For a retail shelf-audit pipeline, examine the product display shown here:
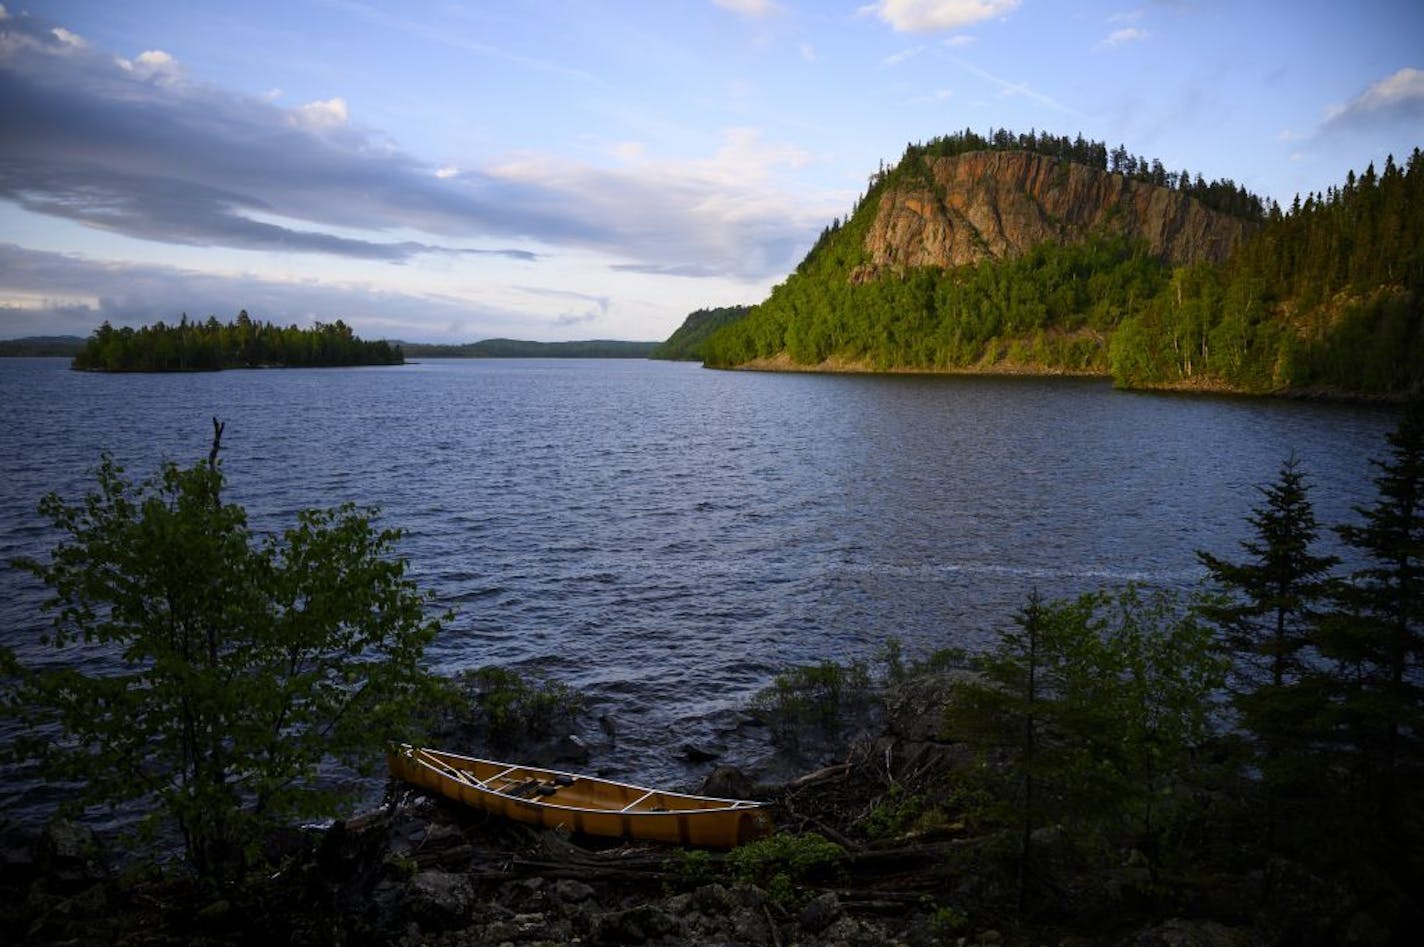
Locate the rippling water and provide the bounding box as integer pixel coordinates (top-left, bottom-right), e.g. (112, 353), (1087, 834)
(0, 356), (1400, 820)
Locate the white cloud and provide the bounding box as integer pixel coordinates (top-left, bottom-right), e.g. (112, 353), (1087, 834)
(292, 96), (349, 129)
(864, 0), (1020, 34)
(943, 34), (976, 47)
(117, 48), (182, 81)
(1323, 67), (1424, 129)
(713, 0), (778, 17)
(50, 26), (85, 47)
(0, 6), (10, 21)
(1096, 27), (1148, 49)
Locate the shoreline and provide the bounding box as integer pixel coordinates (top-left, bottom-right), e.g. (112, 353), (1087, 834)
(714, 353), (1410, 404)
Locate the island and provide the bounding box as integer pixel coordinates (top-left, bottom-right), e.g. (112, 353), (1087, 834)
(71, 312), (403, 371)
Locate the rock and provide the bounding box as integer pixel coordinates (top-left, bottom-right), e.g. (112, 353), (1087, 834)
(35, 819), (104, 890)
(553, 734), (590, 764)
(1119, 918), (1254, 947)
(798, 891), (842, 933)
(681, 742), (721, 763)
(591, 903), (679, 946)
(550, 878), (595, 904)
(700, 765), (756, 800)
(406, 869), (474, 929)
(856, 151), (1254, 283)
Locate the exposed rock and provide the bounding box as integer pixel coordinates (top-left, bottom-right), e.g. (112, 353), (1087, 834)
(681, 742), (721, 763)
(700, 764), (758, 800)
(590, 902), (679, 945)
(406, 869), (475, 929)
(856, 151), (1255, 281)
(798, 890), (843, 933)
(35, 819), (104, 891)
(1118, 918), (1255, 947)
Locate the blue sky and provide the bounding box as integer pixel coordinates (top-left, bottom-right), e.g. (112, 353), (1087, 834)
(1, 1), (1420, 344)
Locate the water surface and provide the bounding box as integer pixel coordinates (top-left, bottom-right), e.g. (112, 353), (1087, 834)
(0, 357), (1398, 818)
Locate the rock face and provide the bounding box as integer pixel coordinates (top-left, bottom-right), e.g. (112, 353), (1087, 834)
(858, 151), (1254, 278)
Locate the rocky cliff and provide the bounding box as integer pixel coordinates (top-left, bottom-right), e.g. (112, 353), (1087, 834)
(856, 151), (1255, 279)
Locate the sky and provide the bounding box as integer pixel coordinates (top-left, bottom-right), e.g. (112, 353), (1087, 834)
(1, 1), (1421, 344)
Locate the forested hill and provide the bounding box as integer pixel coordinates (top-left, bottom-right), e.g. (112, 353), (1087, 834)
(703, 129), (1424, 398)
(650, 306), (750, 361)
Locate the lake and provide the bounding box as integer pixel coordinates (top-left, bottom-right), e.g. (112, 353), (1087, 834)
(0, 356), (1401, 820)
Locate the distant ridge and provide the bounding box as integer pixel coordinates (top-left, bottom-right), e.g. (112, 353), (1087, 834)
(398, 339), (657, 358)
(0, 335), (85, 357)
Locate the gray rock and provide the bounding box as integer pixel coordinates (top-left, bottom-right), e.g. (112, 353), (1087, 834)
(700, 765), (756, 800)
(798, 891), (842, 933)
(1120, 918), (1254, 947)
(407, 869), (474, 928)
(550, 878), (595, 903)
(36, 819), (104, 889)
(681, 742), (721, 763)
(591, 903), (679, 945)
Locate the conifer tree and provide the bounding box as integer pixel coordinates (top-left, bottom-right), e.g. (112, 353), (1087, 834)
(1323, 398), (1424, 838)
(1196, 455), (1337, 844)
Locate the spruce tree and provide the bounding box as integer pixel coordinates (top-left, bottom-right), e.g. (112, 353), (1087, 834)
(1196, 455), (1338, 845)
(1325, 397), (1424, 838)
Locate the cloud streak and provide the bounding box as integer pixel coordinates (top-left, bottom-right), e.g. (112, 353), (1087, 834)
(0, 12), (823, 282)
(0, 243), (537, 340)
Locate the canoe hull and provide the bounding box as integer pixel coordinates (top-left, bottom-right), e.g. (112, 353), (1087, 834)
(388, 745), (773, 848)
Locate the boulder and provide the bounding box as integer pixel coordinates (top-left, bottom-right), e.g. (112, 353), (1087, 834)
(405, 869), (474, 929)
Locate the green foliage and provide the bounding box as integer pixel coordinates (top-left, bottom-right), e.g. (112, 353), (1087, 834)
(1, 425), (445, 880)
(465, 665), (584, 749)
(750, 658), (871, 742)
(943, 587), (1224, 869)
(650, 306), (751, 361)
(726, 831), (845, 894)
(857, 783), (967, 841)
(72, 311), (403, 372)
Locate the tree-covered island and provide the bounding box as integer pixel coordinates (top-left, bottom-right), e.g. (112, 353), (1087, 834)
(72, 311), (403, 372)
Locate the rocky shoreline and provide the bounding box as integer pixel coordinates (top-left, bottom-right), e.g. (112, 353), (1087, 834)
(3, 667), (1413, 946)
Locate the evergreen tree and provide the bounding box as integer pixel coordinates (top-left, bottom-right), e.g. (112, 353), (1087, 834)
(1196, 455), (1338, 845)
(1323, 398), (1424, 841)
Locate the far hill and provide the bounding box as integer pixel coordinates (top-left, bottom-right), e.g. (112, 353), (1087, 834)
(704, 128), (1424, 398)
(651, 306), (751, 361)
(399, 339), (657, 358)
(0, 335), (85, 357)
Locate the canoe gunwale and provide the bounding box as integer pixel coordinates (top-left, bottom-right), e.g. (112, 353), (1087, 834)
(396, 744), (768, 817)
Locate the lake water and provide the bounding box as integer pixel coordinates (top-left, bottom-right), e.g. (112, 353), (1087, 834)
(0, 357), (1401, 821)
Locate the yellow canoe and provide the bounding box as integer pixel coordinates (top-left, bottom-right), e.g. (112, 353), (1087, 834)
(387, 744), (774, 848)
